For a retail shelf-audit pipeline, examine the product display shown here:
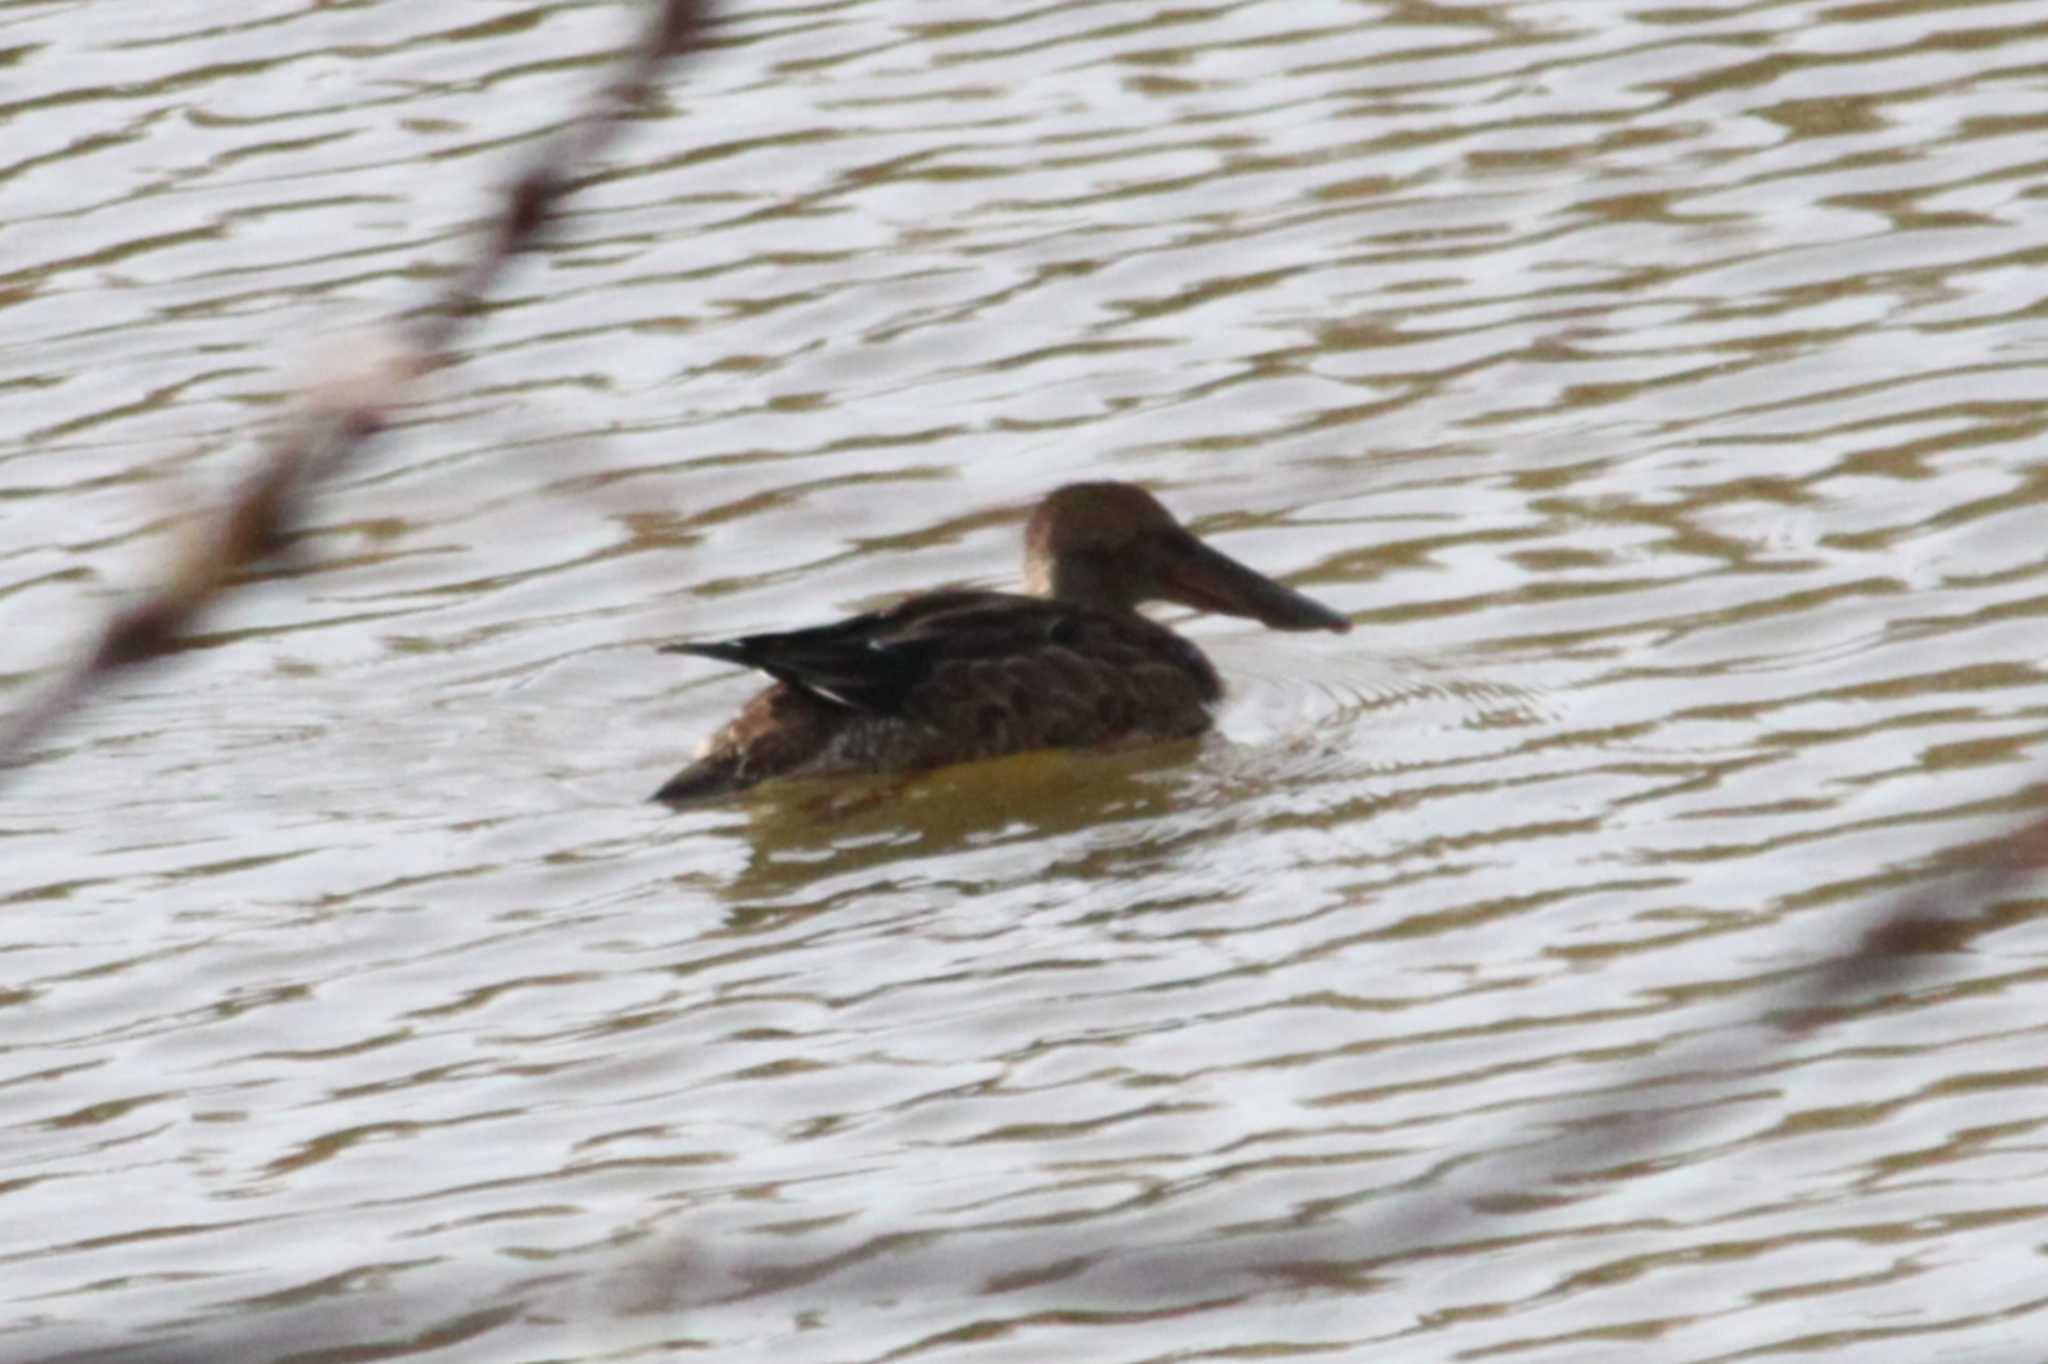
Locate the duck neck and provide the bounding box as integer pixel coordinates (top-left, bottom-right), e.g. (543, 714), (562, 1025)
(1033, 552), (1142, 614)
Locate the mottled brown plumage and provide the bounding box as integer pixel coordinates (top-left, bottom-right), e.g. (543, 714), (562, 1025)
(653, 483), (1349, 804)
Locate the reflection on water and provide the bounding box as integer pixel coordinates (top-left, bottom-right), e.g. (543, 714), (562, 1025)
(9, 0), (2048, 1360)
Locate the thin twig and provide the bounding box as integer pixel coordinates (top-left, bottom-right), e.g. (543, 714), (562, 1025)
(1347, 799), (2048, 1270)
(0, 0), (707, 776)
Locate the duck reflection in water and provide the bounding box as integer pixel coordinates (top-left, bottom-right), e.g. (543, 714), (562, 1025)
(653, 481), (1350, 806)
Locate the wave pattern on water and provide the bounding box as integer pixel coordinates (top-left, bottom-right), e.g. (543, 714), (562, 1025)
(8, 1), (2048, 1361)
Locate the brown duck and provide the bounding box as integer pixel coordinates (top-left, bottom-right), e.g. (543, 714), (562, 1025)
(652, 482), (1350, 804)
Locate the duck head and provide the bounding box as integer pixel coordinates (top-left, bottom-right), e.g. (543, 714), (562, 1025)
(1022, 482), (1350, 633)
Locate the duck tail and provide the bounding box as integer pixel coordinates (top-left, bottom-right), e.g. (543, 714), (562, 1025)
(658, 640), (752, 667)
(650, 753), (749, 806)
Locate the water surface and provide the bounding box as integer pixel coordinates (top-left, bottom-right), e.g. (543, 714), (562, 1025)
(6, 1), (2048, 1360)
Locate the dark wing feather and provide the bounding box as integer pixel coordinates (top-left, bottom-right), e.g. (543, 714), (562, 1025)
(662, 591), (1039, 714)
(661, 589), (1218, 723)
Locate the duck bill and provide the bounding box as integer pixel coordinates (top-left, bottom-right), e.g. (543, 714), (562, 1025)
(1157, 535), (1351, 633)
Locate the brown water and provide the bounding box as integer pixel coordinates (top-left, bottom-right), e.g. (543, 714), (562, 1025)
(7, 1), (2048, 1360)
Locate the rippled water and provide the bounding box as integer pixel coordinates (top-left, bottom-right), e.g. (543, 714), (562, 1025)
(8, 0), (2048, 1360)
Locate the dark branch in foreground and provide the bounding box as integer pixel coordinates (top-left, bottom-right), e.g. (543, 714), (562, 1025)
(0, 0), (708, 778)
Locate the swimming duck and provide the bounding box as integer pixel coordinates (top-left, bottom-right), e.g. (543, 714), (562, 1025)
(653, 481), (1349, 804)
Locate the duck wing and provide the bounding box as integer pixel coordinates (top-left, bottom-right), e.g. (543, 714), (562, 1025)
(662, 589), (1217, 721)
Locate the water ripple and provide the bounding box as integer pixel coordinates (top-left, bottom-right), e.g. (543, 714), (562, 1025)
(9, 1), (2048, 1361)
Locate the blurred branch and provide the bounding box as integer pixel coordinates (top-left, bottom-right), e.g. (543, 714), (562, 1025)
(0, 0), (708, 777)
(1345, 798), (2048, 1272)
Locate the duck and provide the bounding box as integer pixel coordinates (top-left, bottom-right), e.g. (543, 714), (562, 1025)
(652, 481), (1349, 804)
